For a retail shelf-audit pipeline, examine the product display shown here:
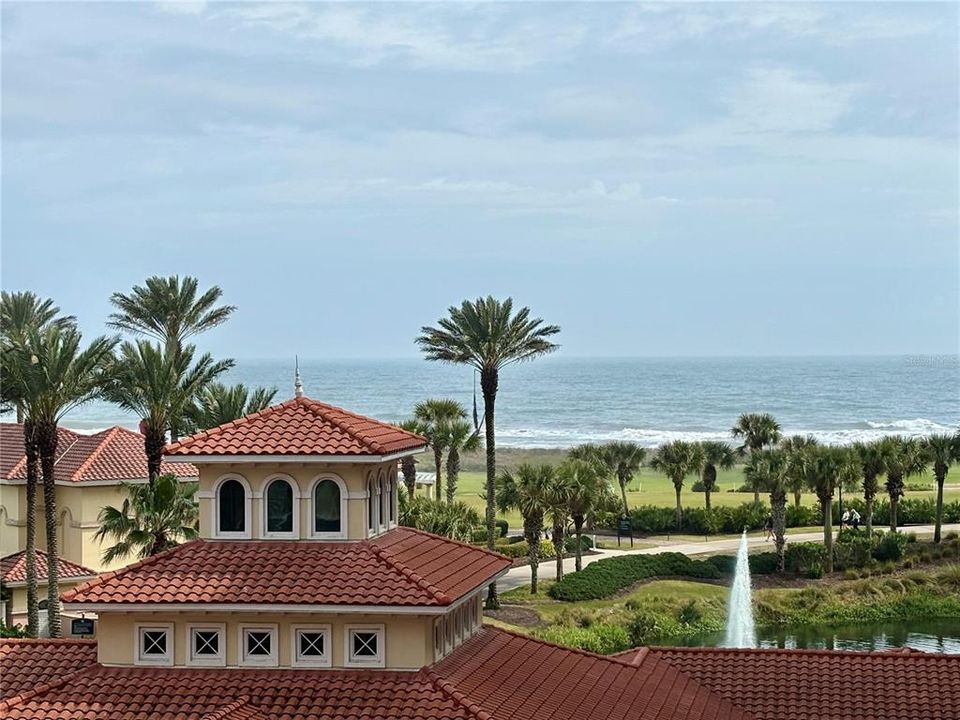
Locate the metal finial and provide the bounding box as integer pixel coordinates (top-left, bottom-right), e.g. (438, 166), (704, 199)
(294, 355), (303, 398)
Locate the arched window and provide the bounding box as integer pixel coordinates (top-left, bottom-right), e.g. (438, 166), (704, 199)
(265, 478), (294, 534)
(314, 480), (341, 534)
(389, 471), (397, 524)
(380, 473), (389, 528)
(367, 475), (379, 534)
(218, 479), (246, 534)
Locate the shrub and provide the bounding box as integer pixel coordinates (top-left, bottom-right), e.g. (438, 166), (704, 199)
(749, 552), (780, 575)
(691, 480), (707, 492)
(0, 622), (26, 638)
(881, 560), (897, 574)
(495, 519), (509, 538)
(548, 552), (721, 601)
(785, 542), (825, 578)
(535, 624), (631, 654)
(873, 532), (908, 562)
(945, 531), (959, 541)
(626, 611), (664, 646)
(496, 540), (554, 560)
(906, 532), (918, 543)
(844, 569), (861, 580)
(564, 535), (594, 553)
(400, 496), (483, 541)
(677, 600), (702, 625)
(833, 531), (873, 570)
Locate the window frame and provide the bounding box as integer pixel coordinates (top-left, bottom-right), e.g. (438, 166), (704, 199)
(289, 624), (332, 667)
(379, 471), (389, 531)
(238, 623), (279, 667)
(344, 623), (385, 668)
(185, 623), (226, 667)
(309, 474), (348, 540)
(262, 475), (299, 539)
(367, 473), (380, 537)
(388, 468), (398, 526)
(134, 623), (173, 667)
(214, 474), (252, 539)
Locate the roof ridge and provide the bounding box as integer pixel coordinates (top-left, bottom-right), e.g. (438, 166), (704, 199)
(62, 539), (199, 602)
(71, 426), (121, 481)
(200, 695), (255, 720)
(421, 667), (494, 720)
(649, 645), (953, 660)
(0, 664), (94, 711)
(166, 401), (290, 454)
(366, 541), (451, 604)
(300, 398), (388, 455)
(51, 430), (83, 471)
(397, 527), (511, 563)
(0, 637), (97, 647)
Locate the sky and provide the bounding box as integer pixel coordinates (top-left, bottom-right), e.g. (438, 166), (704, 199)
(1, 1), (958, 360)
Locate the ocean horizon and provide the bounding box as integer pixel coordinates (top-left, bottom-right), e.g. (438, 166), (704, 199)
(13, 354), (958, 449)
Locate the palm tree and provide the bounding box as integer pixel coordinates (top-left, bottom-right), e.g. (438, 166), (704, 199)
(398, 419), (428, 498)
(398, 495), (483, 542)
(103, 340), (231, 482)
(923, 433), (960, 543)
(444, 418), (481, 504)
(108, 275), (235, 352)
(413, 399), (466, 502)
(417, 297), (560, 609)
(184, 382), (277, 432)
(781, 435), (817, 508)
(543, 471), (573, 582)
(805, 446), (847, 573)
(852, 440), (885, 536)
(598, 442), (646, 516)
(94, 474), (199, 563)
(697, 441), (735, 510)
(746, 449), (788, 570)
(13, 325), (116, 637)
(879, 436), (927, 531)
(560, 459), (609, 572)
(0, 292), (74, 638)
(651, 440), (701, 530)
(496, 464), (552, 594)
(731, 413), (783, 503)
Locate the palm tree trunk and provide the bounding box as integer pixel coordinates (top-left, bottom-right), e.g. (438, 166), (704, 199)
(573, 515), (584, 572)
(793, 490), (801, 508)
(401, 457), (416, 498)
(889, 496), (898, 532)
(552, 520), (564, 582)
(144, 423), (166, 486)
(432, 447), (444, 503)
(481, 368), (499, 610)
(37, 420), (62, 637)
(618, 476), (628, 516)
(934, 467), (945, 543)
(23, 422), (39, 637)
(771, 491), (787, 572)
(865, 494), (874, 537)
(823, 496), (833, 574)
(446, 448), (460, 504)
(703, 465), (715, 511)
(525, 515), (540, 595)
(674, 483), (683, 530)
(753, 489), (760, 504)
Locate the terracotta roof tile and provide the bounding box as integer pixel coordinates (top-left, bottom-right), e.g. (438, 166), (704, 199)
(0, 423), (197, 483)
(165, 396), (427, 458)
(644, 645), (960, 720)
(429, 627), (748, 720)
(1, 549), (96, 585)
(0, 639), (97, 701)
(63, 527), (510, 607)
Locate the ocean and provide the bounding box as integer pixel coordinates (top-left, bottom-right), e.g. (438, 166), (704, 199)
(42, 355), (960, 448)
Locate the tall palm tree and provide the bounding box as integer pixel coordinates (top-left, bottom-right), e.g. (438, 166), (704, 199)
(879, 436), (927, 532)
(781, 435), (818, 508)
(0, 292), (74, 637)
(14, 325), (116, 637)
(806, 446), (846, 573)
(651, 440), (701, 530)
(184, 382), (277, 432)
(496, 464), (552, 594)
(543, 471), (573, 583)
(108, 275), (235, 352)
(852, 440), (885, 536)
(596, 442), (646, 516)
(923, 433), (960, 543)
(417, 297), (560, 609)
(697, 441), (735, 510)
(413, 399), (466, 502)
(103, 340), (231, 482)
(560, 459), (609, 572)
(94, 474), (199, 563)
(444, 418), (481, 504)
(398, 419), (428, 498)
(731, 413), (783, 503)
(746, 449), (788, 570)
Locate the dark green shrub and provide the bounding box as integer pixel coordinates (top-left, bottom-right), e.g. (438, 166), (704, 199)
(677, 600), (702, 625)
(535, 624), (631, 654)
(564, 535), (594, 553)
(691, 480), (707, 492)
(626, 611), (663, 646)
(873, 532), (908, 562)
(749, 552), (780, 575)
(785, 504), (819, 528)
(495, 519), (509, 538)
(833, 531), (873, 570)
(785, 542), (825, 578)
(705, 554), (735, 574)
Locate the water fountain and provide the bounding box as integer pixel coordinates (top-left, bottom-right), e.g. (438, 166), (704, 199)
(723, 529), (757, 648)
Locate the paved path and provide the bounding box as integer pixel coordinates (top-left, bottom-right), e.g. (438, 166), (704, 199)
(498, 523), (960, 593)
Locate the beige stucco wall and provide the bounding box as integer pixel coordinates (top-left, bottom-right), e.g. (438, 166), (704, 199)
(193, 460), (400, 541)
(0, 483), (129, 572)
(96, 610), (440, 669)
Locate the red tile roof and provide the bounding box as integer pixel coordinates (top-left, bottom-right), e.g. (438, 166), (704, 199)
(165, 396), (428, 458)
(0, 423), (197, 483)
(430, 627), (747, 720)
(639, 645), (960, 720)
(63, 527), (510, 607)
(0, 639), (97, 701)
(1, 549), (96, 585)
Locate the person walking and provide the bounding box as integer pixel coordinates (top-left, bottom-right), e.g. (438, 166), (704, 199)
(840, 508), (850, 530)
(764, 513), (774, 542)
(851, 508), (861, 531)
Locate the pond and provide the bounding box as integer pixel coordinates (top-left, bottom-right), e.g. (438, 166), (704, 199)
(655, 618), (960, 654)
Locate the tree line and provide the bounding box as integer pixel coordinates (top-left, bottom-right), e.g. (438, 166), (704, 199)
(0, 278), (275, 637)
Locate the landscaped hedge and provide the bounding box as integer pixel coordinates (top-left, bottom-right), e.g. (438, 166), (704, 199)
(547, 552), (721, 602)
(496, 539), (555, 560)
(705, 552), (779, 575)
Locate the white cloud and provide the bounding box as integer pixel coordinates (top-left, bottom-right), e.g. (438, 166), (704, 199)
(154, 1), (207, 16)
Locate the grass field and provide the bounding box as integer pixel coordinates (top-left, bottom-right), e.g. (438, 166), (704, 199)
(431, 449), (957, 529)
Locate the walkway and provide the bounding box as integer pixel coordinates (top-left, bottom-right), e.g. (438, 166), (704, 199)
(498, 523), (960, 593)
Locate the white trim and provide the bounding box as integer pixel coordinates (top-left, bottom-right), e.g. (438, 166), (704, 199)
(261, 474), (299, 539)
(308, 474), (348, 540)
(238, 623), (278, 667)
(164, 448), (427, 464)
(344, 624), (385, 668)
(134, 623), (173, 666)
(213, 474), (252, 540)
(290, 624), (332, 667)
(185, 623), (226, 667)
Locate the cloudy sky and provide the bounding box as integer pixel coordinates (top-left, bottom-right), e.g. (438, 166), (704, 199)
(2, 2), (957, 359)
